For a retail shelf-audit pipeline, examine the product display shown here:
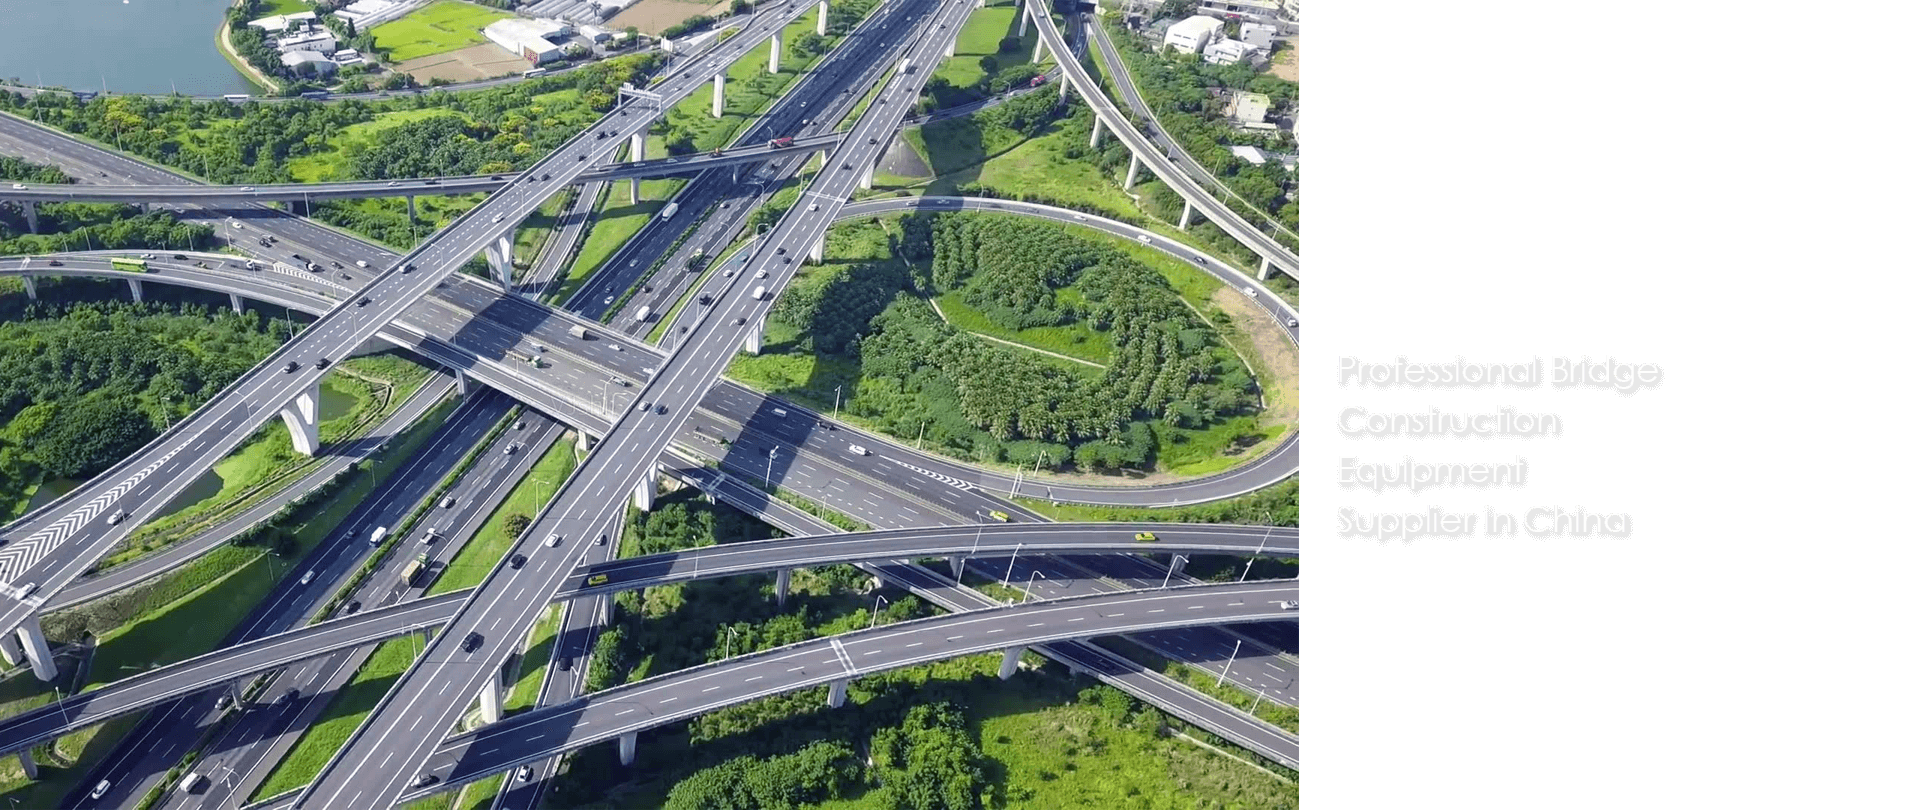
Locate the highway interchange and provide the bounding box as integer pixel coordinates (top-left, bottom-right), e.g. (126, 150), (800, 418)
(0, 3), (1305, 806)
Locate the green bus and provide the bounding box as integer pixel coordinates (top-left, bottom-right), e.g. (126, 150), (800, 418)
(109, 257), (151, 272)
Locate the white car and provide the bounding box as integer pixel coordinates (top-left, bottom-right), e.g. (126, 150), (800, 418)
(1136, 235), (1151, 244)
(91, 781), (112, 800)
(492, 213), (504, 223)
(1287, 317), (1298, 327)
(299, 571), (316, 585)
(8, 183), (23, 190)
(545, 533), (562, 548)
(848, 444), (869, 456)
(808, 202), (819, 212)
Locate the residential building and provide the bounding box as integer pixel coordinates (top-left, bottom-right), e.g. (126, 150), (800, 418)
(1226, 90), (1271, 125)
(1198, 0), (1281, 25)
(1204, 38), (1257, 65)
(1163, 15), (1224, 54)
(281, 51), (339, 78)
(1241, 22), (1279, 54)
(247, 11), (319, 34)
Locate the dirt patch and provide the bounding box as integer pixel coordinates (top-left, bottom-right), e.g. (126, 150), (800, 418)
(610, 0), (735, 35)
(1267, 36), (1298, 83)
(395, 42), (529, 83)
(1212, 286), (1299, 429)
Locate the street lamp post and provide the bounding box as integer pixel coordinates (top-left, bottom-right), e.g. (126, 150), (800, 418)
(869, 594), (889, 629)
(1216, 639), (1242, 689)
(766, 446), (779, 487)
(1002, 543), (1023, 595)
(1023, 569), (1042, 602)
(1162, 555), (1186, 589)
(723, 625), (739, 659)
(832, 384), (843, 421)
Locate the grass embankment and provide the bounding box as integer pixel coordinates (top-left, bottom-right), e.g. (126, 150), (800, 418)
(550, 175), (684, 305)
(104, 354), (434, 568)
(371, 0), (514, 62)
(1097, 636), (1300, 733)
(503, 605), (562, 713)
(428, 435), (577, 595)
(451, 775), (505, 810)
(928, 0), (1045, 96)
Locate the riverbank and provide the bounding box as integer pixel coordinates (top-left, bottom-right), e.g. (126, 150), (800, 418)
(217, 17), (280, 94)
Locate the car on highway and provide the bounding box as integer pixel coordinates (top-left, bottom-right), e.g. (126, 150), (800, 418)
(283, 361), (299, 374)
(276, 688), (299, 705)
(441, 495), (456, 509)
(492, 213), (504, 223)
(505, 442), (520, 455)
(8, 183), (22, 190)
(241, 186), (255, 192)
(735, 316), (747, 326)
(314, 357), (330, 369)
(655, 403), (668, 414)
(412, 774), (437, 788)
(358, 297), (372, 307)
(596, 534), (607, 546)
(463, 632), (483, 652)
(545, 533), (563, 548)
(1134, 532), (1158, 542)
(1136, 235), (1151, 244)
(91, 780), (111, 799)
(988, 510), (1011, 522)
(848, 444), (869, 456)
(346, 600), (362, 614)
(387, 181), (399, 187)
(808, 202), (819, 212)
(639, 400), (651, 412)
(510, 554), (527, 569)
(11, 582), (38, 600)
(215, 694), (233, 710)
(107, 509), (128, 525)
(46, 259), (61, 266)
(300, 570), (316, 585)
(517, 766), (534, 782)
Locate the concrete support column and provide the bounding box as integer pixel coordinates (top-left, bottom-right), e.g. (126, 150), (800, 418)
(20, 275), (36, 301)
(827, 678), (849, 708)
(21, 201), (38, 234)
(279, 382), (322, 457)
(485, 233), (514, 290)
(1017, 0), (1028, 36)
(769, 31), (782, 74)
(1059, 70), (1070, 100)
(632, 462), (659, 511)
(618, 731), (638, 765)
(629, 131), (647, 163)
(1123, 153), (1141, 190)
(477, 677), (503, 724)
(774, 568), (791, 606)
(808, 233), (825, 263)
(1032, 27), (1045, 64)
(127, 277), (144, 303)
(230, 292), (244, 314)
(1178, 200), (1193, 230)
(998, 645), (1025, 680)
(859, 159), (874, 190)
(1258, 257), (1274, 280)
(742, 316), (764, 355)
(577, 431), (596, 453)
(0, 631), (24, 667)
(454, 368), (471, 396)
(816, 0), (828, 35)
(1089, 116), (1104, 148)
(712, 73), (725, 118)
(16, 615), (57, 682)
(948, 555), (965, 580)
(406, 195), (417, 225)
(946, 37), (956, 58)
(16, 750), (37, 780)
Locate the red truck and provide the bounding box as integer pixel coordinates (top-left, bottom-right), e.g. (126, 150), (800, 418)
(768, 136), (795, 148)
(1029, 75), (1048, 88)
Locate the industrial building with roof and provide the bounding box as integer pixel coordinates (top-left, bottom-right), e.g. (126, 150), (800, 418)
(1164, 15), (1225, 54)
(485, 18), (573, 64)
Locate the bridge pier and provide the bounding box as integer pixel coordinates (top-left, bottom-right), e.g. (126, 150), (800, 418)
(1258, 257), (1274, 280)
(477, 675), (503, 724)
(629, 132), (648, 205)
(0, 630), (24, 667)
(949, 555), (965, 580)
(127, 277), (144, 303)
(1123, 153), (1141, 190)
(947, 36), (956, 58)
(230, 292), (245, 314)
(15, 750), (36, 780)
(827, 678), (848, 708)
(16, 615), (57, 682)
(632, 462), (659, 511)
(998, 645), (1025, 679)
(1017, 0), (1028, 36)
(484, 233), (514, 290)
(20, 201), (37, 234)
(817, 0), (828, 35)
(617, 730), (638, 765)
(769, 31), (782, 74)
(858, 158), (874, 190)
(808, 232), (825, 264)
(453, 368), (472, 396)
(774, 568), (791, 606)
(1178, 200), (1193, 230)
(279, 382), (322, 457)
(19, 275), (35, 301)
(1089, 116), (1104, 148)
(406, 195), (416, 226)
(712, 73), (724, 118)
(576, 431), (596, 453)
(741, 316), (764, 355)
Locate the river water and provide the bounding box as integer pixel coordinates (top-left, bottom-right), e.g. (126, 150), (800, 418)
(0, 0), (254, 96)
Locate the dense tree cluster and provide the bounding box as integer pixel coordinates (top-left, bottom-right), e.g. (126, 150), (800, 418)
(781, 215), (1256, 471)
(868, 703), (989, 810)
(0, 301), (281, 488)
(662, 741), (863, 810)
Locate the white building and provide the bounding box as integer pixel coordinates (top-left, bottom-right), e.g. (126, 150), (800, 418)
(1226, 91), (1271, 125)
(484, 18), (573, 64)
(1163, 15), (1224, 54)
(247, 11), (319, 34)
(277, 31), (339, 55)
(1241, 23), (1279, 54)
(1204, 38), (1256, 65)
(281, 51), (339, 78)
